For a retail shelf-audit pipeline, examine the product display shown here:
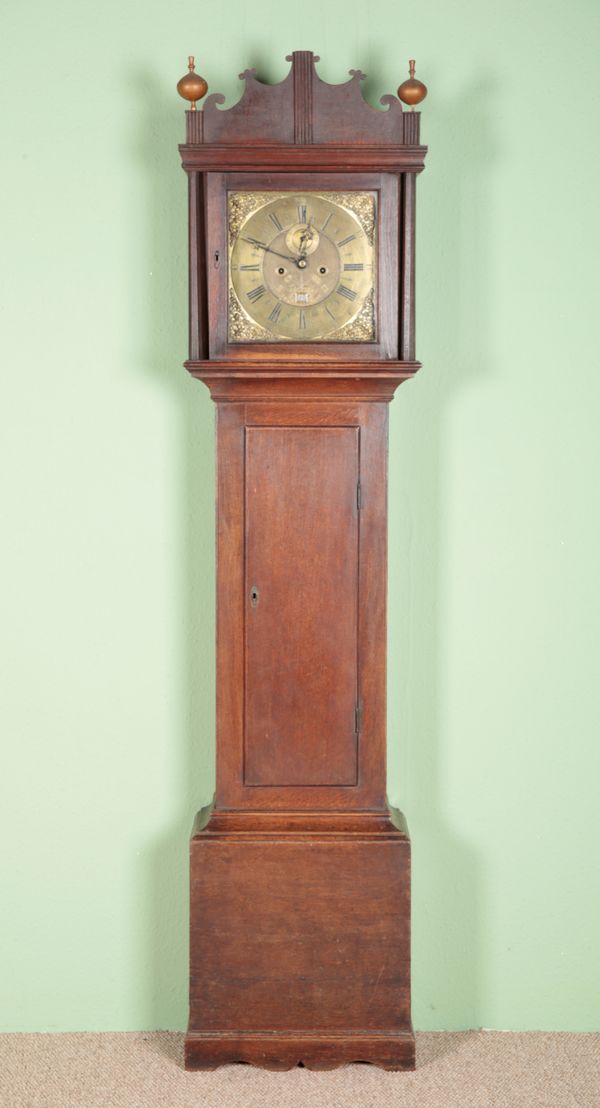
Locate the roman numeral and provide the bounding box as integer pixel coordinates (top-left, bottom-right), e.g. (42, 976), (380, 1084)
(337, 284), (358, 301)
(298, 203), (307, 224)
(269, 212), (283, 232)
(247, 285), (266, 302)
(344, 263), (364, 271)
(298, 310), (306, 329)
(337, 234), (357, 247)
(268, 302), (282, 323)
(240, 264), (260, 271)
(321, 212), (333, 233)
(325, 305), (337, 321)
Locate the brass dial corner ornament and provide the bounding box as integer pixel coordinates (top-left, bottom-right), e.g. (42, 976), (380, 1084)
(227, 191), (377, 343)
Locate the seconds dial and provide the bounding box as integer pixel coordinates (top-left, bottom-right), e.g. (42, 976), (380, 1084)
(228, 192), (376, 342)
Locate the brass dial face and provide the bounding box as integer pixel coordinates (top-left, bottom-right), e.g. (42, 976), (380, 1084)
(228, 191), (377, 343)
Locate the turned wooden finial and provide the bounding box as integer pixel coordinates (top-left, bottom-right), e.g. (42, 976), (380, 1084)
(398, 59), (428, 111)
(177, 56), (208, 111)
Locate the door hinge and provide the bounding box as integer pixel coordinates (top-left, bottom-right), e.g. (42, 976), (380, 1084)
(354, 701), (363, 735)
(357, 480), (362, 511)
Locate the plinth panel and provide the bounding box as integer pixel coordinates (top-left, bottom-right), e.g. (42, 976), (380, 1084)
(186, 811), (413, 1070)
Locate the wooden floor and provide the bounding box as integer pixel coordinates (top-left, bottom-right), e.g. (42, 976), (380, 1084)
(0, 1031), (598, 1107)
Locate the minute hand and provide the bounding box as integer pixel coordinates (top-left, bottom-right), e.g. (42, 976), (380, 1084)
(243, 237), (301, 263)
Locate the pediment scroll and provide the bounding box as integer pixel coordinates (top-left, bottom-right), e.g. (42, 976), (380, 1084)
(177, 51), (427, 146)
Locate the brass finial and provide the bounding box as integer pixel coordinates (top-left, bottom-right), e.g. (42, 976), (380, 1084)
(176, 56), (208, 112)
(398, 59), (428, 111)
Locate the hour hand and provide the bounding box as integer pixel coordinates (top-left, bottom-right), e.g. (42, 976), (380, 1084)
(298, 224), (316, 255)
(242, 237), (299, 264)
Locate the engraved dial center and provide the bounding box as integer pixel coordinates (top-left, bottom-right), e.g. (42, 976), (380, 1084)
(263, 232), (340, 307)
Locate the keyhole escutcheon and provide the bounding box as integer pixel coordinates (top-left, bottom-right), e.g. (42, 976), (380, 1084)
(250, 585), (259, 608)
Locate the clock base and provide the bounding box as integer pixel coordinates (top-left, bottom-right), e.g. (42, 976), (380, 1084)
(184, 1029), (415, 1071)
(185, 806), (414, 1071)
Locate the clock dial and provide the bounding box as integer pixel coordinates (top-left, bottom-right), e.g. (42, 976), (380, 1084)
(228, 192), (376, 342)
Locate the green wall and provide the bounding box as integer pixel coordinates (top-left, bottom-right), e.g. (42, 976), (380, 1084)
(2, 0), (599, 1033)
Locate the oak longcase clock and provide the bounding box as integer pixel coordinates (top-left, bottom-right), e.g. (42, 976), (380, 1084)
(177, 50), (428, 1071)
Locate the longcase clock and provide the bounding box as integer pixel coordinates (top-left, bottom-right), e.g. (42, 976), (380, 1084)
(176, 50), (428, 1071)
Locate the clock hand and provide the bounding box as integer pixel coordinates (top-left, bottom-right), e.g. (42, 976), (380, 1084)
(242, 237), (301, 264)
(298, 224), (316, 256)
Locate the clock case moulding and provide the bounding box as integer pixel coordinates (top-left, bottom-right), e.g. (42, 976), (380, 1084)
(178, 50), (428, 1071)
